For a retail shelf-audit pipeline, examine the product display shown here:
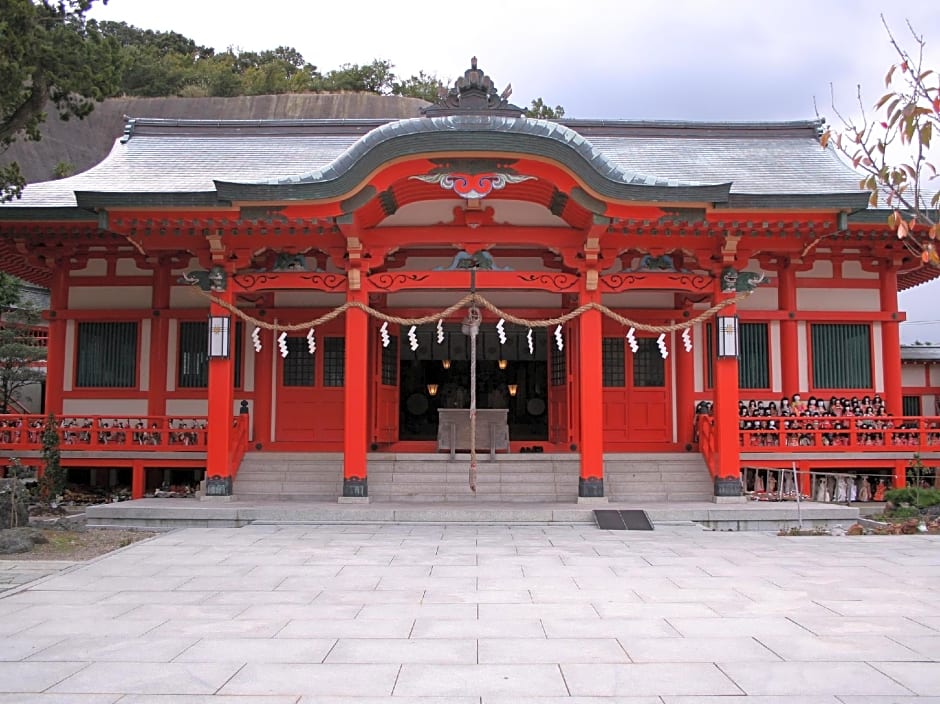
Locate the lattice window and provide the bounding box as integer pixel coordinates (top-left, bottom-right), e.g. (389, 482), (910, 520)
(381, 335), (397, 385)
(705, 322), (714, 389)
(177, 321), (244, 389)
(232, 322), (244, 388)
(602, 337), (625, 387)
(76, 322), (138, 388)
(550, 337), (567, 386)
(282, 337), (314, 387)
(633, 338), (665, 387)
(811, 323), (872, 389)
(323, 337), (345, 387)
(903, 395), (922, 416)
(739, 323), (770, 389)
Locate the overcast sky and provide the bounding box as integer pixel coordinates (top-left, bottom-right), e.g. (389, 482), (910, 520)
(89, 0), (940, 342)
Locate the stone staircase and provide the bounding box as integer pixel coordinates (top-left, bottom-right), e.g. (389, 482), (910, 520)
(233, 452), (713, 503)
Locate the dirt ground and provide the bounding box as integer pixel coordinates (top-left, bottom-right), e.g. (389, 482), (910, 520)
(0, 529), (158, 561)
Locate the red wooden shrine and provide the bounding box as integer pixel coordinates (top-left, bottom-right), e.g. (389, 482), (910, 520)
(1, 58), (937, 501)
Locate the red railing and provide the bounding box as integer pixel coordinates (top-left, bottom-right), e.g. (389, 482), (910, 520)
(696, 414), (718, 477)
(228, 414), (249, 478)
(0, 415), (208, 452)
(738, 415), (940, 452)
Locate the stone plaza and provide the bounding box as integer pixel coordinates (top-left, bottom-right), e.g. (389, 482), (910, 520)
(1, 522), (939, 701)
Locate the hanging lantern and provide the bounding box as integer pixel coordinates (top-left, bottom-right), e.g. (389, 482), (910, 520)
(717, 316), (740, 358)
(207, 315), (231, 358)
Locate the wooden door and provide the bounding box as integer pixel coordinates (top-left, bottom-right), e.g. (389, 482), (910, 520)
(274, 333), (345, 444)
(548, 323), (571, 446)
(602, 335), (672, 447)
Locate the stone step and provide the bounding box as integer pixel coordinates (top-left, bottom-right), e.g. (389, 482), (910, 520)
(233, 452), (713, 503)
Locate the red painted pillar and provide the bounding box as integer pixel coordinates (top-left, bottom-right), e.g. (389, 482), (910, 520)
(778, 266), (800, 398)
(880, 267), (903, 417)
(713, 285), (742, 498)
(131, 462), (146, 500)
(205, 288), (235, 497)
(44, 264), (69, 416)
(675, 323), (695, 451)
(342, 289), (369, 498)
(577, 289), (604, 498)
(147, 260), (170, 417)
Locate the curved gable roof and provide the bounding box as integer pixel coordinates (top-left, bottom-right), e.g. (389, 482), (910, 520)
(213, 115), (732, 205)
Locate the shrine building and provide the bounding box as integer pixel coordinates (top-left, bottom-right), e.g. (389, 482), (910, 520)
(1, 59), (938, 502)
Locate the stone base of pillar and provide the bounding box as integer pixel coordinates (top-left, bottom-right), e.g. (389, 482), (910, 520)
(343, 476), (368, 498)
(578, 476), (604, 498)
(204, 475), (233, 497)
(712, 494), (747, 504)
(577, 496), (609, 505)
(338, 496), (372, 504)
(713, 476), (743, 498)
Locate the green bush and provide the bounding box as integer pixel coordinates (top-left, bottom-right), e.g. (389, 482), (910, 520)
(885, 487), (940, 508)
(887, 506), (922, 519)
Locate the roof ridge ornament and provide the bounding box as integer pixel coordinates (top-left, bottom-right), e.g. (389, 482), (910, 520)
(422, 57), (524, 118)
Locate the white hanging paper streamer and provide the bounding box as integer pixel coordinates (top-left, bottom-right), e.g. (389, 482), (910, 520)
(306, 328), (316, 354)
(408, 325), (418, 352)
(657, 333), (668, 359)
(436, 319), (444, 344)
(554, 324), (564, 351)
(380, 321), (390, 348)
(682, 328), (692, 352)
(277, 331), (288, 358)
(527, 328), (534, 355)
(626, 327), (639, 354)
(251, 327), (262, 352)
(496, 318), (506, 345)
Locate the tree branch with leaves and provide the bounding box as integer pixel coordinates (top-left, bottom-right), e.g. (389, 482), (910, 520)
(821, 16), (939, 266)
(0, 0), (122, 201)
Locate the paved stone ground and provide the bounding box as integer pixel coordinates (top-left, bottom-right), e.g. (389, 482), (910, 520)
(0, 523), (939, 702)
(0, 560), (80, 594)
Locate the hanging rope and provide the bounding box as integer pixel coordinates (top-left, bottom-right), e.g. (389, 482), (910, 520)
(193, 288), (751, 334)
(466, 306), (481, 493)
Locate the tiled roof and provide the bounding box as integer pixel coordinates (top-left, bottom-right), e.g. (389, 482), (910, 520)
(0, 116), (866, 213)
(901, 345), (940, 362)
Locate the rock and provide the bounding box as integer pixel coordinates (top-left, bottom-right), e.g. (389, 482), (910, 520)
(0, 529), (35, 554)
(0, 478), (29, 530)
(31, 513), (86, 532)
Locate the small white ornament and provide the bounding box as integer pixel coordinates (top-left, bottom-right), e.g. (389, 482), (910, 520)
(380, 321), (390, 348)
(682, 328), (693, 352)
(527, 328), (534, 355)
(408, 325), (418, 352)
(496, 318), (507, 344)
(277, 332), (288, 358)
(306, 328), (316, 354)
(251, 327), (262, 352)
(554, 324), (564, 351)
(626, 327), (638, 354)
(657, 333), (668, 359)
(436, 319), (444, 344)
